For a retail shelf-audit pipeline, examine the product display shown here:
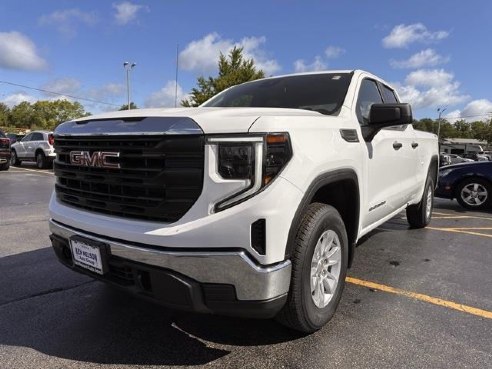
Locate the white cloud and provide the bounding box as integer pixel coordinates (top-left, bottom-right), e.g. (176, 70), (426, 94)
(87, 83), (126, 101)
(383, 23), (449, 48)
(39, 9), (97, 37)
(179, 33), (280, 75)
(0, 31), (47, 71)
(41, 78), (81, 96)
(113, 1), (149, 25)
(145, 81), (187, 108)
(1, 92), (37, 107)
(293, 56), (327, 73)
(445, 99), (492, 122)
(395, 69), (469, 109)
(390, 49), (449, 69)
(325, 46), (345, 59)
(405, 69), (454, 88)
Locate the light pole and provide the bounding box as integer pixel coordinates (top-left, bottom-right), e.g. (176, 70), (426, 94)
(437, 107), (447, 140)
(123, 62), (136, 110)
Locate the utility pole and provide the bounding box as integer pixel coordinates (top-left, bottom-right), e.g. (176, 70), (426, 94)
(123, 62), (136, 110)
(437, 107), (447, 139)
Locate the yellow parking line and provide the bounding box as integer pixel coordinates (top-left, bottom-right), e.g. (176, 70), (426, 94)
(427, 227), (492, 238)
(346, 277), (492, 319)
(432, 212), (492, 221)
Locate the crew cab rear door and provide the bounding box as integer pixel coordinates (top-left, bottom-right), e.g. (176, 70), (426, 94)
(355, 78), (417, 228)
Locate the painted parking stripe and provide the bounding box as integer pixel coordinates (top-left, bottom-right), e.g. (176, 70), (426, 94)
(432, 211), (492, 220)
(346, 277), (492, 319)
(427, 227), (492, 238)
(8, 167), (54, 175)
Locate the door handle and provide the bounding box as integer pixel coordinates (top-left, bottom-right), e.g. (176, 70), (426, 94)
(411, 142), (419, 149)
(393, 142), (403, 150)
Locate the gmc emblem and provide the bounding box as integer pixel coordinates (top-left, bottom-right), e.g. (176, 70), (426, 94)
(70, 151), (121, 169)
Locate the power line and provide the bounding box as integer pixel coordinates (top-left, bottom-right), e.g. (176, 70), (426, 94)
(0, 80), (120, 107)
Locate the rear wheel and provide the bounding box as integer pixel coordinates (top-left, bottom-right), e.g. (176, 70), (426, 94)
(11, 150), (21, 166)
(0, 160), (9, 171)
(36, 151), (47, 169)
(456, 178), (491, 210)
(276, 203), (348, 333)
(407, 176), (434, 228)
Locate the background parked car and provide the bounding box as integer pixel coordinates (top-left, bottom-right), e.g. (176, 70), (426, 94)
(462, 152), (490, 161)
(6, 133), (25, 144)
(435, 161), (492, 210)
(439, 153), (452, 167)
(10, 131), (55, 169)
(0, 130), (11, 171)
(446, 154), (474, 164)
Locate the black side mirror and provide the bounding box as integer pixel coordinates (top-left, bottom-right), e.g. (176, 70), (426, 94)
(363, 103), (413, 141)
(369, 103), (413, 125)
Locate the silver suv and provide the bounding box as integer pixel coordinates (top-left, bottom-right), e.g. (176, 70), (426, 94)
(11, 131), (55, 169)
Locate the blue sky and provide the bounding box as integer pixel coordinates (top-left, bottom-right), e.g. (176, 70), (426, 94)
(0, 0), (491, 121)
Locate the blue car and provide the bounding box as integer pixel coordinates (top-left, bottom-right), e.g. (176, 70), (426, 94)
(435, 161), (492, 210)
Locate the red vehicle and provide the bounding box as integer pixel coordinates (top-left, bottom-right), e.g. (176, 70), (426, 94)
(0, 130), (11, 171)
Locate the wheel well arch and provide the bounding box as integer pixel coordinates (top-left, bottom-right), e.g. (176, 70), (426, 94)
(285, 169), (360, 268)
(429, 155), (438, 188)
(35, 148), (45, 156)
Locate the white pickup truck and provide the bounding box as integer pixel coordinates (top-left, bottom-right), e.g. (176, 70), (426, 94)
(49, 70), (438, 332)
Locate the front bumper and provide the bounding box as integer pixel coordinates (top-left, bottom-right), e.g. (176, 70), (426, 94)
(49, 219), (291, 317)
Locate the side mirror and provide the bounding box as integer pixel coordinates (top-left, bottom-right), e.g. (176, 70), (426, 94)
(369, 103), (413, 126)
(363, 103), (413, 141)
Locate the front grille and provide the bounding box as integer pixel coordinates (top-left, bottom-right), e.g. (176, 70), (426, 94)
(54, 135), (204, 222)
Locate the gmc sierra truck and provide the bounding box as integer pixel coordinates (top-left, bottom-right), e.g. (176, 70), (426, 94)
(49, 70), (438, 332)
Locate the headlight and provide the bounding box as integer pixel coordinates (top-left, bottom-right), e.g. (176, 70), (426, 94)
(207, 133), (292, 211)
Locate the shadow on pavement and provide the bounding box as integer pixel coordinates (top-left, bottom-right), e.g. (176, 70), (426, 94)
(0, 248), (302, 366)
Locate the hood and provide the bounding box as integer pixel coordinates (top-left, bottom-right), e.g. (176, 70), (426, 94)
(440, 161), (490, 171)
(69, 107), (322, 134)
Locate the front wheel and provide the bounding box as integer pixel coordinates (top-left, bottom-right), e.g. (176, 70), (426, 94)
(11, 150), (21, 166)
(407, 176), (434, 228)
(0, 160), (9, 171)
(456, 178), (491, 210)
(276, 203), (348, 333)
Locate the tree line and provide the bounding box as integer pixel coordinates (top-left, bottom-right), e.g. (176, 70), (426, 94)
(1, 47), (491, 144)
(0, 100), (89, 131)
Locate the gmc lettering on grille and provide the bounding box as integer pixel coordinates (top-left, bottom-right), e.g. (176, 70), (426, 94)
(70, 151), (121, 169)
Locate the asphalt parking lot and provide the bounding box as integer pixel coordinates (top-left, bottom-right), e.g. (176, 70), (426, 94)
(1, 166), (491, 369)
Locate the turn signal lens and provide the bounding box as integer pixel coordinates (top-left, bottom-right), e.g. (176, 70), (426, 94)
(264, 133), (292, 185)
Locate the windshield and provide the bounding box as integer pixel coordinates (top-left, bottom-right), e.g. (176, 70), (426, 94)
(202, 73), (353, 115)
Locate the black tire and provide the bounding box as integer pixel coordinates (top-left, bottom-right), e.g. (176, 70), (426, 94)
(11, 150), (21, 166)
(36, 151), (47, 169)
(276, 203), (348, 333)
(407, 176), (434, 228)
(455, 178), (491, 210)
(0, 160), (9, 171)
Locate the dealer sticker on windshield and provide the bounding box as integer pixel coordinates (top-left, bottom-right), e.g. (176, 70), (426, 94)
(70, 238), (104, 275)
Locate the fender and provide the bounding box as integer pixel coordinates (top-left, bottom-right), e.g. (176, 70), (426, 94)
(284, 169), (360, 268)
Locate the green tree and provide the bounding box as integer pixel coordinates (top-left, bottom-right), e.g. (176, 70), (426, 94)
(182, 47), (265, 107)
(31, 100), (89, 130)
(0, 102), (10, 127)
(119, 102), (138, 110)
(471, 119), (492, 143)
(413, 118), (436, 133)
(7, 100), (88, 130)
(454, 119), (471, 138)
(9, 101), (35, 128)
